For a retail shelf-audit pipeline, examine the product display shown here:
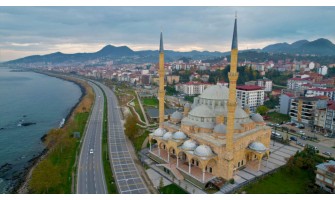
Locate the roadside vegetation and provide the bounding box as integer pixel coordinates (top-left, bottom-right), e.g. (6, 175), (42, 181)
(98, 84), (119, 194)
(240, 149), (326, 194)
(29, 77), (94, 193)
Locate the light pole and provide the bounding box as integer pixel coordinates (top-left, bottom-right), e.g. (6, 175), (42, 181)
(273, 125), (277, 147)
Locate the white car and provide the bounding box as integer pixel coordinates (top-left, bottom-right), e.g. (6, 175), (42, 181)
(298, 131), (305, 135)
(90, 149), (94, 154)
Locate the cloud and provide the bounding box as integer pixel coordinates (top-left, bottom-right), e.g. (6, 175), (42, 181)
(0, 6), (335, 61)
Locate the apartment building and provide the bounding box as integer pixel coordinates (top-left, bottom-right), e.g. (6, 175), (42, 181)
(236, 85), (265, 112)
(289, 96), (328, 127)
(315, 160), (335, 193)
(175, 81), (212, 95)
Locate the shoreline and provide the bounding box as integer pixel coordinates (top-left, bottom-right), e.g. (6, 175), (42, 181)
(15, 71), (87, 194)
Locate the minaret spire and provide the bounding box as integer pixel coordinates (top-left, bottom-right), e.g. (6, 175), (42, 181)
(225, 14), (239, 180)
(159, 32), (164, 53)
(158, 32), (165, 128)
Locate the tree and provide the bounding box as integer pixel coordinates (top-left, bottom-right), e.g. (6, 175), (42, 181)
(124, 114), (138, 139)
(256, 105), (269, 115)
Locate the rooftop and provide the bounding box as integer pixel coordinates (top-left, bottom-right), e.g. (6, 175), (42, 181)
(237, 85), (263, 91)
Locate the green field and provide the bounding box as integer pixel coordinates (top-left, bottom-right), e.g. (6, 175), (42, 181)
(159, 184), (188, 194)
(240, 149), (326, 194)
(267, 112), (291, 124)
(142, 98), (159, 107)
(242, 168), (313, 194)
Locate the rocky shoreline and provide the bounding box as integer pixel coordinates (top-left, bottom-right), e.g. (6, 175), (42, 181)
(15, 72), (86, 194)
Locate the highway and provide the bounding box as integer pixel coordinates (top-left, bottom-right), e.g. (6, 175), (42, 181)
(76, 82), (107, 194)
(96, 81), (149, 194)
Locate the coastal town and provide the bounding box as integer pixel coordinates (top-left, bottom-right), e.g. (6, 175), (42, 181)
(1, 6), (335, 196)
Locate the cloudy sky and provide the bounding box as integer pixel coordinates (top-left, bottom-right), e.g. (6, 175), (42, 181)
(0, 6), (335, 61)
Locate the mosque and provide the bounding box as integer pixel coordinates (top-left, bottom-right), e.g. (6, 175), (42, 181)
(148, 16), (271, 189)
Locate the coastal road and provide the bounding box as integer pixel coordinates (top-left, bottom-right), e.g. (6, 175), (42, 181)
(95, 81), (149, 194)
(77, 82), (107, 194)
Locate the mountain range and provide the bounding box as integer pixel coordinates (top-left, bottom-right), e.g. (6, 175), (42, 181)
(262, 38), (335, 56)
(3, 38), (335, 67)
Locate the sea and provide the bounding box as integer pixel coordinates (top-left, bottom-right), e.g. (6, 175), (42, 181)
(0, 68), (82, 193)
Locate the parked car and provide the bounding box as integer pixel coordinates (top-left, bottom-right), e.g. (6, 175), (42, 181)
(300, 135), (308, 140)
(298, 131), (305, 135)
(296, 141), (305, 147)
(290, 136), (297, 141)
(290, 129), (297, 133)
(306, 144), (318, 152)
(322, 151), (332, 156)
(271, 132), (283, 140)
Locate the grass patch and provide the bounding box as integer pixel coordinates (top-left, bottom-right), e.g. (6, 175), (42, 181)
(99, 84), (118, 194)
(29, 78), (94, 193)
(240, 149), (326, 194)
(142, 97), (159, 107)
(132, 130), (149, 152)
(159, 184), (188, 194)
(242, 167), (313, 194)
(267, 112), (291, 124)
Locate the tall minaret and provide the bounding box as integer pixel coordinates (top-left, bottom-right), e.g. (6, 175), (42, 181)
(225, 14), (239, 180)
(158, 32), (165, 128)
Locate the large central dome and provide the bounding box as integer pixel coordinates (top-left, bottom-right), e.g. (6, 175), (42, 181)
(199, 85), (229, 100)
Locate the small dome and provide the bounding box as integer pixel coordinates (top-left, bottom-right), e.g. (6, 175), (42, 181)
(189, 104), (215, 118)
(171, 111), (183, 120)
(213, 124), (227, 134)
(251, 113), (264, 122)
(184, 103), (191, 108)
(180, 140), (198, 151)
(162, 132), (173, 140)
(199, 85), (229, 100)
(172, 131), (187, 140)
(153, 127), (166, 137)
(235, 107), (250, 119)
(248, 142), (267, 152)
(194, 145), (214, 157)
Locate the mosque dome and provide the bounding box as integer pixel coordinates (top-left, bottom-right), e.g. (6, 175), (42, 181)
(162, 132), (173, 140)
(189, 104), (215, 118)
(251, 113), (264, 122)
(248, 142), (267, 152)
(153, 127), (166, 137)
(180, 140), (198, 151)
(171, 111), (183, 120)
(199, 85), (229, 100)
(172, 131), (187, 140)
(194, 145), (214, 157)
(213, 124), (227, 134)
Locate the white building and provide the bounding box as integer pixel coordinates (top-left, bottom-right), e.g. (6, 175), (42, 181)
(236, 85), (265, 112)
(175, 81), (212, 96)
(305, 88), (335, 101)
(287, 77), (311, 90)
(318, 66), (328, 76)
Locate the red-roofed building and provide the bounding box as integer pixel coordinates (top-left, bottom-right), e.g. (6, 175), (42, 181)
(236, 85), (265, 112)
(287, 77), (311, 90)
(306, 88), (335, 100)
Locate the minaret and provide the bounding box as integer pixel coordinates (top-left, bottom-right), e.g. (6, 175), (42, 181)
(158, 32), (165, 128)
(225, 14), (239, 180)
